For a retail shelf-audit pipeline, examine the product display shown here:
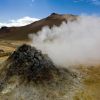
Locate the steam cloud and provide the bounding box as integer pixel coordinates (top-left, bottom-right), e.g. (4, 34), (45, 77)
(30, 15), (100, 67)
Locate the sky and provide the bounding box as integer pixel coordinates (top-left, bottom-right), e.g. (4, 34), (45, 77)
(0, 0), (100, 23)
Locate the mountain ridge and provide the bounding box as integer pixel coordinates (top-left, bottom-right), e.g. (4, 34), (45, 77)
(0, 13), (77, 40)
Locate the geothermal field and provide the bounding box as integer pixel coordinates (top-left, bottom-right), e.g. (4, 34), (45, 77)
(0, 13), (100, 100)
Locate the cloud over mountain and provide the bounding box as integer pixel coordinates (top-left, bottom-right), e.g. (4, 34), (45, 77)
(0, 16), (39, 28)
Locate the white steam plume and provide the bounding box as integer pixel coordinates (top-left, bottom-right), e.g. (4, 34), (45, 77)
(30, 15), (100, 67)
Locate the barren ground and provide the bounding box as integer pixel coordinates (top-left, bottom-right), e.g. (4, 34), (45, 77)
(0, 40), (100, 100)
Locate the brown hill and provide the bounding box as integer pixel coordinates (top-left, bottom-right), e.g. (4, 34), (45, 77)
(0, 13), (77, 40)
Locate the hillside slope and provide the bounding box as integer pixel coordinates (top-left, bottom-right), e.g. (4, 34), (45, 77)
(0, 13), (77, 40)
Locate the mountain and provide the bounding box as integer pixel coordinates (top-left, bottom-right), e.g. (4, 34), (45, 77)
(0, 13), (77, 40)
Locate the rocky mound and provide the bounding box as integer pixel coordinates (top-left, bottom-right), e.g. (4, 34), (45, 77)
(0, 44), (59, 86)
(0, 44), (81, 100)
(7, 44), (58, 82)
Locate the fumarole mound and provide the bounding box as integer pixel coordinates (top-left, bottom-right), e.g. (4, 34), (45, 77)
(0, 44), (81, 100)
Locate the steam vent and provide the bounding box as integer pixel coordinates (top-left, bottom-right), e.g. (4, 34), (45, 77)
(0, 44), (81, 100)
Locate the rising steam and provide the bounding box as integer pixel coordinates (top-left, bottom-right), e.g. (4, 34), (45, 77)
(29, 15), (100, 67)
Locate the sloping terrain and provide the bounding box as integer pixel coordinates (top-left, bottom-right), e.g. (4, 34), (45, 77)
(0, 44), (100, 100)
(0, 40), (27, 63)
(0, 13), (77, 40)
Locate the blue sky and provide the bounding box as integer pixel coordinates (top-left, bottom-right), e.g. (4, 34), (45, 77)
(0, 0), (100, 22)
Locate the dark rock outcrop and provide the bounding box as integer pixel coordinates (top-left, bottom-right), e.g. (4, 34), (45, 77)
(1, 44), (59, 85)
(0, 49), (4, 53)
(0, 26), (10, 33)
(0, 44), (80, 100)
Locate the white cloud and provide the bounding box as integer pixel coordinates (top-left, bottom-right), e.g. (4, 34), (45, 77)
(30, 0), (35, 6)
(32, 0), (35, 2)
(73, 0), (83, 3)
(0, 16), (39, 28)
(73, 0), (100, 5)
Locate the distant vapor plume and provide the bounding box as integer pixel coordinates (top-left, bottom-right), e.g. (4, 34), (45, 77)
(30, 15), (100, 67)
